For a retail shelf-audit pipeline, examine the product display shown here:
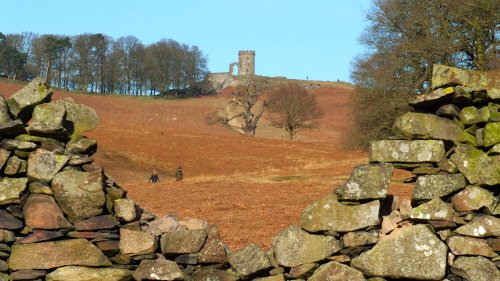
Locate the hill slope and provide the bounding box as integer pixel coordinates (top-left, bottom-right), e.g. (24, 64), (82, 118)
(0, 79), (366, 249)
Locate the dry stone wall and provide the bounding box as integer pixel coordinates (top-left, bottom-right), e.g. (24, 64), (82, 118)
(0, 66), (499, 281)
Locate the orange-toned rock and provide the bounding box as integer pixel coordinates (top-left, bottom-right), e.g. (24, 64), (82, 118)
(23, 194), (72, 230)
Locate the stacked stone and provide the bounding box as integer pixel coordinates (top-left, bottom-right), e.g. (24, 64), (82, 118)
(0, 79), (230, 281)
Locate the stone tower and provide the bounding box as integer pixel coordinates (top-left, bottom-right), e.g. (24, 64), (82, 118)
(238, 50), (255, 76)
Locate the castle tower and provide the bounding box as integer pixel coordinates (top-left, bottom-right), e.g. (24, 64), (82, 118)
(238, 50), (255, 76)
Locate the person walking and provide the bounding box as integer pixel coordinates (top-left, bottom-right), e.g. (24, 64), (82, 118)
(148, 170), (160, 183)
(175, 166), (183, 182)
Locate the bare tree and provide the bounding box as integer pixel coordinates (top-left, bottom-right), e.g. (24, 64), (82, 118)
(227, 78), (268, 136)
(267, 83), (324, 140)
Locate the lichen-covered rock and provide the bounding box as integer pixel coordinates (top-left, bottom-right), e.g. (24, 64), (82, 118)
(119, 228), (156, 257)
(408, 198), (456, 222)
(55, 98), (99, 140)
(447, 236), (497, 257)
(436, 103), (460, 118)
(51, 170), (105, 222)
(336, 163), (392, 200)
(45, 266), (132, 281)
(409, 87), (454, 108)
(23, 194), (72, 229)
(308, 261), (366, 281)
(455, 214), (500, 237)
(4, 155), (23, 175)
(66, 137), (97, 155)
(227, 244), (271, 277)
(271, 225), (340, 267)
(198, 225), (228, 264)
(451, 185), (495, 212)
(8, 239), (111, 270)
(369, 140), (445, 163)
(459, 106), (490, 125)
(351, 225), (447, 280)
(27, 149), (68, 182)
(1, 139), (36, 151)
(161, 228), (208, 254)
(26, 102), (66, 139)
(0, 149), (10, 171)
(301, 194), (380, 233)
(132, 256), (184, 281)
(114, 198), (137, 222)
(484, 122), (500, 147)
(412, 173), (466, 200)
(451, 256), (500, 281)
(7, 77), (53, 121)
(431, 64), (498, 90)
(0, 96), (24, 136)
(0, 177), (28, 205)
(450, 145), (500, 186)
(393, 112), (463, 141)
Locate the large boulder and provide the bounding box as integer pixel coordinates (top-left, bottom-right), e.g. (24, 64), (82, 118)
(55, 98), (99, 140)
(27, 149), (68, 182)
(26, 102), (67, 139)
(51, 170), (106, 222)
(301, 194), (380, 233)
(450, 145), (500, 186)
(451, 256), (500, 281)
(351, 225), (447, 280)
(393, 112), (463, 142)
(23, 194), (72, 229)
(369, 140), (445, 163)
(0, 177), (28, 205)
(7, 77), (53, 121)
(227, 244), (272, 277)
(308, 261), (366, 281)
(45, 266), (132, 281)
(8, 239), (111, 270)
(336, 163), (393, 200)
(412, 173), (466, 200)
(271, 225), (340, 267)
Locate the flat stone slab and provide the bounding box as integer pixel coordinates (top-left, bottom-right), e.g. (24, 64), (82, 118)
(393, 112), (463, 142)
(46, 266), (132, 281)
(413, 173), (466, 200)
(132, 256), (184, 281)
(0, 209), (23, 230)
(119, 228), (157, 257)
(351, 225), (447, 280)
(431, 64), (499, 90)
(272, 225), (340, 267)
(408, 198), (456, 222)
(8, 239), (111, 270)
(26, 101), (66, 138)
(198, 225), (227, 264)
(301, 194), (380, 233)
(451, 185), (495, 212)
(160, 229), (208, 254)
(369, 140), (445, 163)
(447, 236), (497, 257)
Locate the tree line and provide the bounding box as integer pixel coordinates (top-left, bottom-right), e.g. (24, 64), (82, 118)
(350, 0), (499, 147)
(0, 32), (208, 96)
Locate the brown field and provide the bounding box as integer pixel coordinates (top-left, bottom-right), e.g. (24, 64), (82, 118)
(0, 80), (385, 250)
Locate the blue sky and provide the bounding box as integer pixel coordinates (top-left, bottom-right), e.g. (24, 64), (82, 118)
(0, 0), (371, 82)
